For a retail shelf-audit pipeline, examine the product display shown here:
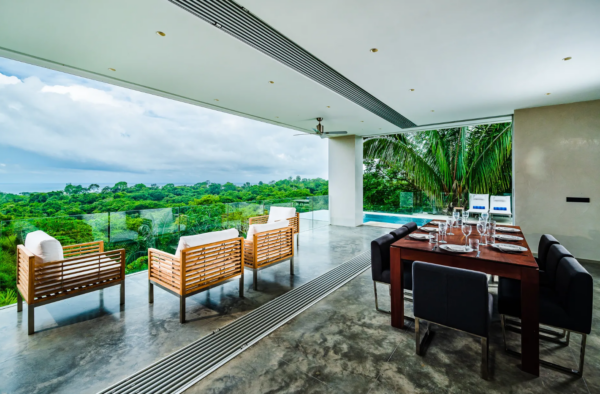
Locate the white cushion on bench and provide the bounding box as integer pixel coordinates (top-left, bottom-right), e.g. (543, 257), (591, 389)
(25, 230), (64, 263)
(267, 207), (296, 223)
(246, 220), (290, 241)
(176, 228), (239, 258)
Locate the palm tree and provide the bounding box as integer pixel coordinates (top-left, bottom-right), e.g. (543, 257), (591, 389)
(364, 123), (512, 209)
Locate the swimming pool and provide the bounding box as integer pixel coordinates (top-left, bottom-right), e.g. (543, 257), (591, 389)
(363, 213), (431, 227)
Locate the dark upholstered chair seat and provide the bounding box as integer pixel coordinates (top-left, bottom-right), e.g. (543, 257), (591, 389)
(414, 262), (491, 338)
(499, 256), (593, 334)
(403, 222), (418, 234)
(381, 260), (413, 290)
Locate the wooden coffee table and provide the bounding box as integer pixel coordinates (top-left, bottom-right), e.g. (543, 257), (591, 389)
(390, 224), (540, 376)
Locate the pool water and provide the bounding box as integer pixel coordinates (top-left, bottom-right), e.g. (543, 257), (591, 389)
(363, 213), (431, 227)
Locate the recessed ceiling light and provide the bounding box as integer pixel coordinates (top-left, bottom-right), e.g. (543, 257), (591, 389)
(156, 31), (166, 37)
(214, 99), (219, 101)
(269, 81), (274, 84)
(275, 116), (279, 118)
(563, 57), (572, 61)
(431, 110), (434, 112)
(108, 68), (116, 72)
(370, 48), (378, 53)
(546, 93), (551, 95)
(361, 121), (364, 122)
(327, 106), (330, 108)
(410, 89), (415, 91)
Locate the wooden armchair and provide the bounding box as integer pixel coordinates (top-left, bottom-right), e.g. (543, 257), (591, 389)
(148, 237), (244, 323)
(244, 225), (295, 290)
(16, 240), (126, 335)
(249, 211), (300, 246)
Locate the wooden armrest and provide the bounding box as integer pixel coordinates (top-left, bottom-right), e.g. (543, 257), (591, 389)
(148, 248), (178, 261)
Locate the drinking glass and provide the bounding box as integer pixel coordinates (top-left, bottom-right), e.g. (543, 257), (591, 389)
(429, 232), (438, 245)
(488, 220), (497, 245)
(462, 211), (470, 225)
(477, 221), (487, 245)
(438, 222), (447, 243)
(453, 211), (460, 228)
(469, 237), (480, 251)
(462, 223), (472, 246)
(481, 212), (489, 223)
(446, 218), (454, 235)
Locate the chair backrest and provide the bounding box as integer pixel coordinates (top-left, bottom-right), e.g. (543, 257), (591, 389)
(371, 234), (395, 282)
(555, 257), (593, 334)
(537, 234), (559, 270)
(389, 226), (410, 240)
(402, 222), (418, 234)
(490, 195), (511, 214)
(246, 220), (289, 240)
(469, 194), (489, 211)
(544, 244), (573, 287)
(413, 261), (490, 338)
(176, 228), (240, 258)
(267, 206), (296, 223)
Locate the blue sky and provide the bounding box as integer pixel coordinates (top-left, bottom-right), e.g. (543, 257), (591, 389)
(0, 57), (328, 187)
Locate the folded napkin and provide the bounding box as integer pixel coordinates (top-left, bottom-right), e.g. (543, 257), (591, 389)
(497, 244), (525, 253)
(445, 245), (467, 252)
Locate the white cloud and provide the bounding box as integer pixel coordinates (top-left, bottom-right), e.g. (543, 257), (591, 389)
(0, 72), (21, 85)
(0, 59), (328, 184)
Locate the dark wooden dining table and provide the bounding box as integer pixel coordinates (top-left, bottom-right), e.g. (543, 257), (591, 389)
(390, 222), (540, 376)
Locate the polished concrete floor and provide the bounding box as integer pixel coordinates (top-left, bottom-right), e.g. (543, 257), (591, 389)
(2, 224), (598, 394)
(186, 262), (600, 394)
(0, 224), (388, 394)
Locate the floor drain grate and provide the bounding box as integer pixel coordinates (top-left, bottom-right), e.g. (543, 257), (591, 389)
(99, 251), (371, 394)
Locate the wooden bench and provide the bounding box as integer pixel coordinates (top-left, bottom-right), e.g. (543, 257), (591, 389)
(16, 241), (126, 335)
(148, 237), (244, 323)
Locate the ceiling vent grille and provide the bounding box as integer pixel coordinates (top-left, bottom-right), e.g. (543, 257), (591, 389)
(169, 0), (417, 129)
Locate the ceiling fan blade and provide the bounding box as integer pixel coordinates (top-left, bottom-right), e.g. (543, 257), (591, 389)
(293, 133), (316, 136)
(312, 128), (321, 133)
(324, 131), (348, 135)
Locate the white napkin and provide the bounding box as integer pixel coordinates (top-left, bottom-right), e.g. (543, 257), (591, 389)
(445, 245), (467, 252)
(497, 244), (525, 253)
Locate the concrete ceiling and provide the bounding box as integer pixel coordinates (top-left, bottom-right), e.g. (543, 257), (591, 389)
(0, 0), (599, 136)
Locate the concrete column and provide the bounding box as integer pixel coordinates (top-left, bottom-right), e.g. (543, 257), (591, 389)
(328, 135), (363, 227)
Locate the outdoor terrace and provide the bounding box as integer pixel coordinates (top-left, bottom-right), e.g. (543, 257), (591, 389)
(1, 223), (598, 394)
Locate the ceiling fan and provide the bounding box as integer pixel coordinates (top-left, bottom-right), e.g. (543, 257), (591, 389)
(294, 118), (348, 139)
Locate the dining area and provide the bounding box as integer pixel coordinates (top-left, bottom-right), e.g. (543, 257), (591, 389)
(372, 212), (594, 381)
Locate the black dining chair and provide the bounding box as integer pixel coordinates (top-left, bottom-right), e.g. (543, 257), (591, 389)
(371, 226), (413, 313)
(499, 256), (593, 376)
(413, 261), (492, 380)
(536, 234), (560, 272)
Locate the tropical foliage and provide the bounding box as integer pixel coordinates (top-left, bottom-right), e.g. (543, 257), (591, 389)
(364, 123), (512, 210)
(0, 178), (328, 306)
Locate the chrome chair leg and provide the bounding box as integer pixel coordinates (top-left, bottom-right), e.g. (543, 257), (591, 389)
(501, 314), (587, 377)
(481, 337), (489, 380)
(373, 282), (390, 314)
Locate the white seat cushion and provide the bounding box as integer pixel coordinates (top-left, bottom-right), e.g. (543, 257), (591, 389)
(246, 220), (290, 241)
(24, 230), (64, 263)
(176, 228), (239, 258)
(267, 207), (296, 224)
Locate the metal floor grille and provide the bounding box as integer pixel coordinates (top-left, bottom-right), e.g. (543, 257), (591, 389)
(99, 251), (371, 394)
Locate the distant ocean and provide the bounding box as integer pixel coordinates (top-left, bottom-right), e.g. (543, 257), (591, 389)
(0, 182), (246, 194)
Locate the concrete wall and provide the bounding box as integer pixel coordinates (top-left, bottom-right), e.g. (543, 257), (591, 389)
(328, 136), (363, 227)
(514, 99), (600, 261)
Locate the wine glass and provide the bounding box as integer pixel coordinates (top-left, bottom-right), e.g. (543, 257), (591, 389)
(462, 223), (472, 246)
(477, 221), (487, 245)
(446, 217), (454, 235)
(438, 222), (447, 243)
(481, 212), (489, 223)
(453, 211), (460, 228)
(462, 211), (470, 226)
